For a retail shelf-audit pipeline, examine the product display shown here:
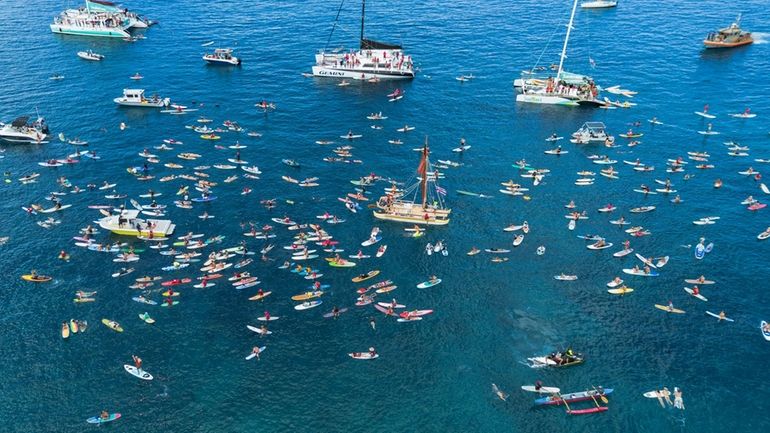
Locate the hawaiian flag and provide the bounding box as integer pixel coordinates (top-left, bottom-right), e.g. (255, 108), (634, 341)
(435, 186), (447, 196)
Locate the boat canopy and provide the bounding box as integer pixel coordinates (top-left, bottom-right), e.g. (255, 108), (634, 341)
(361, 38), (401, 50)
(581, 122), (607, 132)
(11, 117), (29, 127)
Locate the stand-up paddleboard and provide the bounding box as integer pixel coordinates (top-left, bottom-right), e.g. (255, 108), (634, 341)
(247, 325), (273, 335)
(124, 365), (153, 380)
(706, 311), (734, 322)
(608, 286), (634, 295)
(257, 316), (279, 322)
(654, 304), (685, 314)
(695, 111), (716, 119)
(87, 413), (121, 424)
(417, 279), (441, 289)
(684, 287), (707, 301)
(245, 346), (266, 360)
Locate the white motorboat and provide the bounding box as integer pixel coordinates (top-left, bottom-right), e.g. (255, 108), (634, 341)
(114, 89), (170, 108)
(571, 122), (613, 144)
(77, 50), (104, 61)
(580, 0), (618, 8)
(0, 116), (49, 143)
(311, 0), (415, 80)
(203, 48), (241, 65)
(97, 209), (175, 237)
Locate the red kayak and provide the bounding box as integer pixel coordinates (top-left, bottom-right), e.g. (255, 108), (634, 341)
(567, 406), (608, 415)
(199, 273), (223, 281)
(161, 278), (191, 287)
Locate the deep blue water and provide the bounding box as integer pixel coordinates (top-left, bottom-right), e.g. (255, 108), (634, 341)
(1, 0), (770, 431)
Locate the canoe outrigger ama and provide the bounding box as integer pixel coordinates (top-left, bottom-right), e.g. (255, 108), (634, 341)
(373, 138), (450, 225)
(97, 209), (175, 236)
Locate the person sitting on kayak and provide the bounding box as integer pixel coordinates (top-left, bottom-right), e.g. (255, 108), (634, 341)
(667, 300), (674, 312)
(697, 275), (706, 283)
(718, 311), (726, 321)
(251, 346), (262, 360)
(534, 380), (543, 391)
(368, 347), (377, 357)
(132, 355), (142, 369)
(643, 265), (651, 275)
(763, 323), (770, 333)
(332, 306), (340, 319)
(100, 410), (110, 420)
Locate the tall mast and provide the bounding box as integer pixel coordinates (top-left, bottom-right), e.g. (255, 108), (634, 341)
(420, 137), (428, 207)
(360, 0), (366, 44)
(557, 0), (579, 81)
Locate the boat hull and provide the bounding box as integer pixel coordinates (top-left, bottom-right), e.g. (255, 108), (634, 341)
(311, 65), (414, 80)
(703, 38), (753, 48)
(372, 211), (449, 226)
(50, 24), (130, 38)
(516, 93), (579, 107)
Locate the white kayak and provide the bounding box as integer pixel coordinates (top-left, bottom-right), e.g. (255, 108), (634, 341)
(349, 352), (379, 360)
(245, 346), (267, 360)
(123, 365), (153, 380)
(246, 325), (273, 335)
(705, 311), (734, 322)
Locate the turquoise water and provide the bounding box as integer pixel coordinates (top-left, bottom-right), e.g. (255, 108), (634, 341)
(1, 0), (770, 431)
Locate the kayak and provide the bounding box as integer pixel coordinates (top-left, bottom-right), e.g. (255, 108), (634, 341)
(21, 274), (52, 282)
(138, 312), (155, 324)
(654, 304), (685, 314)
(295, 301), (322, 310)
(124, 365), (153, 380)
(706, 311), (734, 322)
(323, 308), (349, 318)
(291, 291), (323, 301)
(86, 413), (121, 424)
(417, 279), (442, 289)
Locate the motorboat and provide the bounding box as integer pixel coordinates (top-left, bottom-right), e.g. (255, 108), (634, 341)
(114, 89), (170, 108)
(51, 1), (153, 38)
(312, 0), (415, 80)
(580, 0), (617, 8)
(203, 48), (241, 65)
(77, 50), (104, 61)
(97, 209), (175, 236)
(570, 122), (612, 144)
(0, 116), (49, 143)
(704, 15), (753, 48)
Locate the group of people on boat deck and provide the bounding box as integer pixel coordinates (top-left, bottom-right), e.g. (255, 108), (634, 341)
(332, 50), (413, 71)
(543, 76), (599, 100)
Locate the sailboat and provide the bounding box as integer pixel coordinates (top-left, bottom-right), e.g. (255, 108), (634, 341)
(514, 0), (604, 107)
(311, 0), (415, 80)
(373, 138), (450, 225)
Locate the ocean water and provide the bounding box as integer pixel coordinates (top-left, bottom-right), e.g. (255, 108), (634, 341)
(1, 0), (770, 431)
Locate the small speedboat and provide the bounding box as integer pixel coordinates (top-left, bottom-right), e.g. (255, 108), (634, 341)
(580, 0), (617, 8)
(77, 50), (104, 61)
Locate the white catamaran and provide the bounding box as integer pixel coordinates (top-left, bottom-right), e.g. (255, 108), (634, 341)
(515, 0), (604, 107)
(373, 139), (450, 225)
(312, 0), (415, 81)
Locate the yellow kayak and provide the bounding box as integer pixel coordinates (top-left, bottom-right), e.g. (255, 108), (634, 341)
(101, 318), (124, 332)
(21, 274), (52, 282)
(61, 322), (70, 339)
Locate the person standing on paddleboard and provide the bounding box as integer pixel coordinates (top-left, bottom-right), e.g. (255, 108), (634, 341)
(132, 355), (142, 370)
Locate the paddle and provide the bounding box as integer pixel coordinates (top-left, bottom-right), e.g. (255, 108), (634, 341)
(592, 385), (609, 404)
(558, 393), (572, 414)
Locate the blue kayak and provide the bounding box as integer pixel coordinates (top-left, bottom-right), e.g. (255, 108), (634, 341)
(191, 196), (217, 203)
